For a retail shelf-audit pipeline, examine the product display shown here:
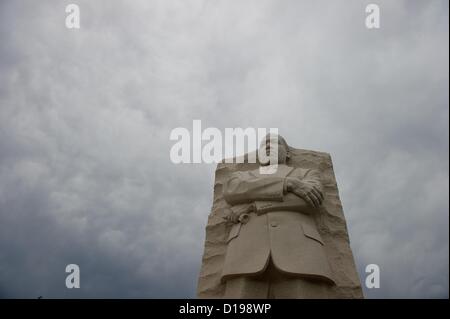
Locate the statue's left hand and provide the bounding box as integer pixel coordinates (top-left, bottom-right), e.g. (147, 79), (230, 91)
(285, 177), (324, 208)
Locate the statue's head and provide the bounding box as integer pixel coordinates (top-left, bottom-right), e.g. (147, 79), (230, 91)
(258, 133), (290, 166)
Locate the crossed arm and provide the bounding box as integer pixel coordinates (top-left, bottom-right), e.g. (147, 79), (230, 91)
(223, 169), (324, 209)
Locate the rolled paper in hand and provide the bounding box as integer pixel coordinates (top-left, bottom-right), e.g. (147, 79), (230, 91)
(238, 213), (250, 224)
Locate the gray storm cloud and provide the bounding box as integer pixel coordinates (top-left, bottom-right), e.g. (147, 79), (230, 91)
(0, 0), (448, 298)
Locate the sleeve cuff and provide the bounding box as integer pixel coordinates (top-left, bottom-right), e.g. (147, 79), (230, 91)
(283, 178), (288, 194)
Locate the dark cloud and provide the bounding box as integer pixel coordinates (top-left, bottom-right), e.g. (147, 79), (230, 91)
(0, 0), (448, 298)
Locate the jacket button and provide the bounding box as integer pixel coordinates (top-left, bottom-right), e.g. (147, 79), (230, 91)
(270, 222), (278, 227)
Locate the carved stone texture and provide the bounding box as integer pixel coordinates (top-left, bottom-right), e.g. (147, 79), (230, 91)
(197, 145), (363, 299)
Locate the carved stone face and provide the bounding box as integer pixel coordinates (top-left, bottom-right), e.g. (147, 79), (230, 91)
(259, 134), (289, 166)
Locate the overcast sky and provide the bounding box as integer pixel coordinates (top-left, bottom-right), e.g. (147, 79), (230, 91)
(0, 0), (448, 298)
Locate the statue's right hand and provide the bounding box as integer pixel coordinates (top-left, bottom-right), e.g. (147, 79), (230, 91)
(223, 205), (254, 224)
(223, 208), (240, 224)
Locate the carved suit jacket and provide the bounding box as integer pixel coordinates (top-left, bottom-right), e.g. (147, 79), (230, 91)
(221, 164), (335, 284)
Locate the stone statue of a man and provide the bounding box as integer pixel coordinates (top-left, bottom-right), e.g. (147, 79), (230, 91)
(220, 134), (335, 298)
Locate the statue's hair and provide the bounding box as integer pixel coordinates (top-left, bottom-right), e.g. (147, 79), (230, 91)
(264, 133), (290, 151)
